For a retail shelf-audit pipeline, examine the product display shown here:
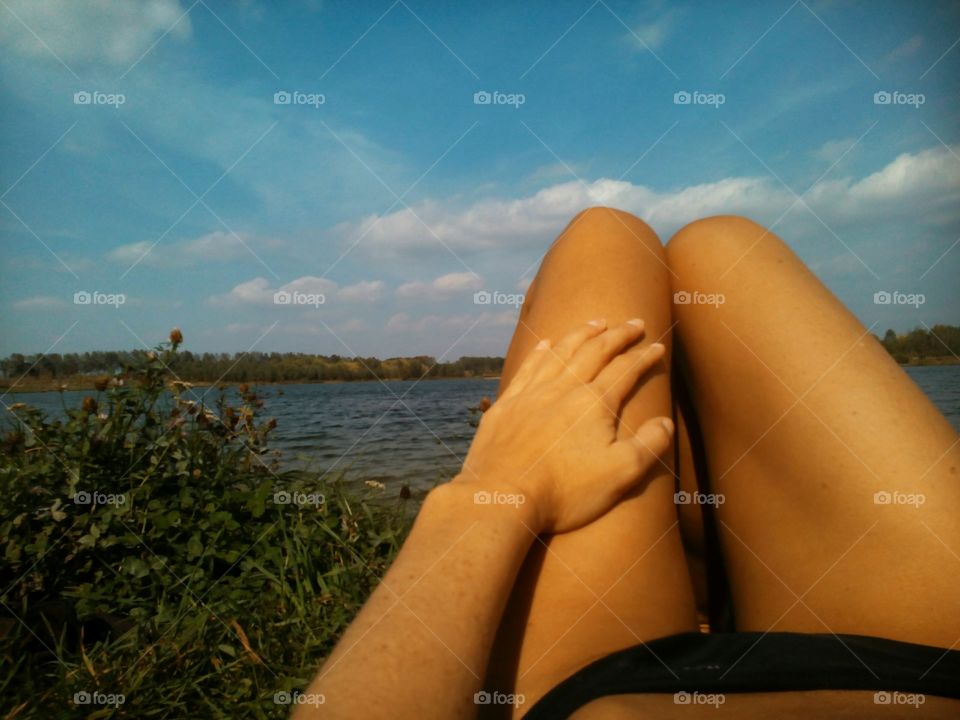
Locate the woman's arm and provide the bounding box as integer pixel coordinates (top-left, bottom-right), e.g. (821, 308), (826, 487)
(294, 319), (674, 719)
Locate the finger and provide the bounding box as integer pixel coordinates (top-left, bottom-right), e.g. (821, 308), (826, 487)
(606, 416), (674, 485)
(530, 319), (608, 383)
(592, 342), (666, 409)
(565, 318), (646, 384)
(498, 338), (552, 400)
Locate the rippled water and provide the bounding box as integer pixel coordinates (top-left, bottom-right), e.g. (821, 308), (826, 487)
(7, 366), (959, 493)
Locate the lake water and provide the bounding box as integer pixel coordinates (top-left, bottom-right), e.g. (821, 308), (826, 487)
(6, 366), (960, 493)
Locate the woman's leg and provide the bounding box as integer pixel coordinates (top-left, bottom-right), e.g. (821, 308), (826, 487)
(485, 207), (698, 715)
(666, 215), (960, 649)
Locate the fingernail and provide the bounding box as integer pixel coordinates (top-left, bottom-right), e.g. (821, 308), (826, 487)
(650, 342), (665, 353)
(626, 318), (643, 327)
(535, 339), (550, 350)
(587, 318), (606, 327)
(660, 417), (674, 434)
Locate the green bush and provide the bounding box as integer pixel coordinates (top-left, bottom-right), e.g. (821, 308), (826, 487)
(0, 331), (413, 718)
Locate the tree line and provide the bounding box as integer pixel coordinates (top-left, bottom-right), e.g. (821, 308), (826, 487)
(879, 325), (960, 363)
(0, 350), (504, 384)
(2, 324), (957, 384)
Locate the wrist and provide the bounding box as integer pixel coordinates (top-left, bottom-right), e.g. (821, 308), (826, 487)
(428, 476), (546, 535)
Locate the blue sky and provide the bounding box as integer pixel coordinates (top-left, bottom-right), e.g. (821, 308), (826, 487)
(1, 0), (958, 359)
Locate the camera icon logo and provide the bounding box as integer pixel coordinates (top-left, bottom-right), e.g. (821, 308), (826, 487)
(74, 491), (92, 504)
(474, 691), (492, 704)
(673, 491), (691, 505)
(274, 91), (291, 105)
(273, 290), (292, 305)
(74, 91), (92, 105)
(273, 490), (291, 505)
(673, 91), (691, 105)
(873, 290), (891, 305)
(73, 691), (92, 704)
(473, 491), (491, 505)
(74, 290), (92, 305)
(873, 91), (891, 105)
(473, 90), (492, 105)
(473, 290), (492, 305)
(873, 491), (892, 505)
(673, 290), (691, 304)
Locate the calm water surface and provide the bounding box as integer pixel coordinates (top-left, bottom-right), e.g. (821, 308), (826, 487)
(8, 366), (960, 493)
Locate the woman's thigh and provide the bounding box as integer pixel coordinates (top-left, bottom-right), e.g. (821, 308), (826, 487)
(666, 215), (960, 648)
(486, 208), (698, 715)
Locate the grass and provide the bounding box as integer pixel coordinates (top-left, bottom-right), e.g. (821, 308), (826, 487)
(0, 331), (414, 719)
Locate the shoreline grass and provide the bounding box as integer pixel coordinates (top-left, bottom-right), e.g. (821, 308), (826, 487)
(0, 332), (416, 718)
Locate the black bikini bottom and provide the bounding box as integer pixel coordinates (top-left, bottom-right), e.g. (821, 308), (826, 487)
(523, 631), (960, 719)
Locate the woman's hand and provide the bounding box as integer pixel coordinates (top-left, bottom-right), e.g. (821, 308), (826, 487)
(457, 318), (674, 534)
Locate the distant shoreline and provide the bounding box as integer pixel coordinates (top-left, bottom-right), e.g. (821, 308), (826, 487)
(3, 356), (959, 394)
(0, 374), (503, 394)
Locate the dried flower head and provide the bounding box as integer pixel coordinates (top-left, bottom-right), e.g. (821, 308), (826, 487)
(170, 327), (183, 345)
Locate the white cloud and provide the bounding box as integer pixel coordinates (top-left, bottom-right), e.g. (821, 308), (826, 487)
(338, 280), (385, 303)
(0, 0), (192, 65)
(805, 146), (960, 222)
(813, 137), (859, 164)
(339, 145), (960, 258)
(883, 35), (924, 65)
(13, 295), (67, 310)
(630, 14), (675, 51)
(208, 276), (386, 306)
(107, 231), (257, 267)
(396, 272), (484, 300)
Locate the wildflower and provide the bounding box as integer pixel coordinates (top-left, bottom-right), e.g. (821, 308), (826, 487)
(81, 397), (98, 414)
(478, 396), (492, 413)
(192, 468), (201, 479)
(170, 327), (183, 346)
(94, 376), (110, 392)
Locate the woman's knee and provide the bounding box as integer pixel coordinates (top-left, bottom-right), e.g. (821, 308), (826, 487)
(551, 206), (664, 264)
(666, 215), (784, 285)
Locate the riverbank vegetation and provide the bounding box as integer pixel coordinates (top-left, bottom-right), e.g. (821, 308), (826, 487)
(0, 349), (504, 392)
(3, 324), (957, 393)
(0, 330), (414, 718)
